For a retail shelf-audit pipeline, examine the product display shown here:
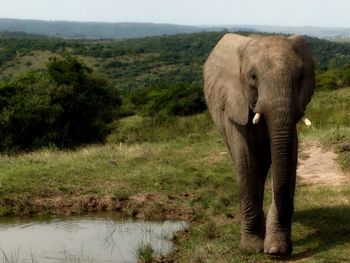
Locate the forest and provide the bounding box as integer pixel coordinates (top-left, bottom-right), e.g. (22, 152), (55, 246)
(0, 31), (349, 151)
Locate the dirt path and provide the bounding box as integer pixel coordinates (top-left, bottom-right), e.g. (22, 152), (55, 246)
(297, 142), (348, 186)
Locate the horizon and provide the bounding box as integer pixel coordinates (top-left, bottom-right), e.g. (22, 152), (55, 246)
(1, 0), (350, 28)
(0, 17), (350, 30)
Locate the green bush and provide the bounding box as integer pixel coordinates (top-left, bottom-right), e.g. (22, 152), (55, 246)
(128, 82), (207, 120)
(0, 55), (121, 152)
(316, 65), (350, 90)
(0, 72), (59, 151)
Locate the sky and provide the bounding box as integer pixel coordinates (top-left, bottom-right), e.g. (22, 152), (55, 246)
(0, 0), (349, 28)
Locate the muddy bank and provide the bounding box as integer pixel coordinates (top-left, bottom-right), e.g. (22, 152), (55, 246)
(0, 192), (197, 221)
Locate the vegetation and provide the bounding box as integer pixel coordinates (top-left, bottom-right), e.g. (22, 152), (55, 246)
(136, 243), (154, 263)
(2, 31), (350, 90)
(107, 113), (212, 144)
(316, 65), (350, 90)
(0, 55), (121, 151)
(125, 82), (206, 118)
(0, 18), (206, 39)
(0, 31), (349, 150)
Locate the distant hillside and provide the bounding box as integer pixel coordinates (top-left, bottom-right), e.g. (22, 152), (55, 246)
(228, 25), (350, 39)
(1, 31), (350, 91)
(1, 18), (350, 39)
(0, 18), (215, 39)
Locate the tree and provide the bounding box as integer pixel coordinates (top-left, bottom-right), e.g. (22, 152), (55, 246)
(0, 55), (121, 152)
(46, 55), (121, 147)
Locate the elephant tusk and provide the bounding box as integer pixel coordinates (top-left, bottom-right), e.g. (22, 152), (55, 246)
(301, 116), (312, 126)
(252, 113), (261, 124)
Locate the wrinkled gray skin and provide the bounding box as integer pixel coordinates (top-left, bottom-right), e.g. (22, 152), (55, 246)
(203, 34), (314, 255)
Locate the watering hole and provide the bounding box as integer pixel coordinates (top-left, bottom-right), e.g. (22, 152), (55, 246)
(0, 215), (189, 263)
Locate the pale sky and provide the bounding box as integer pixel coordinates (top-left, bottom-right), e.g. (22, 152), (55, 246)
(0, 0), (349, 28)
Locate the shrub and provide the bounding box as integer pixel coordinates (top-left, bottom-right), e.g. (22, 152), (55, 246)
(0, 72), (59, 151)
(316, 65), (350, 90)
(0, 55), (121, 152)
(128, 82), (207, 120)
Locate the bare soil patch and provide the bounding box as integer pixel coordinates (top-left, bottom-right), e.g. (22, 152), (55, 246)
(297, 142), (348, 186)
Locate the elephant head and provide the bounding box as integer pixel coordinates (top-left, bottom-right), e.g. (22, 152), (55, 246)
(203, 34), (315, 255)
(204, 33), (314, 130)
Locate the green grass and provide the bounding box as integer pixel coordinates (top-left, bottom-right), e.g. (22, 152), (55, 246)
(0, 50), (57, 80)
(136, 243), (154, 263)
(107, 113), (213, 144)
(0, 120), (233, 217)
(0, 88), (349, 262)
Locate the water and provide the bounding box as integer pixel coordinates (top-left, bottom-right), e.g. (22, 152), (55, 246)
(0, 215), (189, 263)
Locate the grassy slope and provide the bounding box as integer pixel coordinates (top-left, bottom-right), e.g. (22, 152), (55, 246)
(0, 88), (348, 262)
(0, 50), (104, 80)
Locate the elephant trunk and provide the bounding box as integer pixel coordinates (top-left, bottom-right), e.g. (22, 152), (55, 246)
(265, 102), (297, 228)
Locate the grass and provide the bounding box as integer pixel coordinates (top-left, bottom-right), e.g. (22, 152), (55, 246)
(0, 88), (348, 262)
(0, 50), (57, 80)
(136, 242), (154, 263)
(0, 126), (233, 218)
(107, 113), (213, 144)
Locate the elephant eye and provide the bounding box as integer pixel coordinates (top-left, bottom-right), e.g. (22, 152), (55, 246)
(250, 73), (257, 80)
(248, 72), (258, 87)
(297, 65), (305, 81)
(247, 68), (258, 87)
(299, 72), (304, 82)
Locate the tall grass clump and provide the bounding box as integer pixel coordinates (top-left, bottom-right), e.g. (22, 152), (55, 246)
(136, 242), (154, 263)
(107, 112), (214, 144)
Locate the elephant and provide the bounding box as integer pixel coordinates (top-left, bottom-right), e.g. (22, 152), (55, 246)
(203, 33), (315, 255)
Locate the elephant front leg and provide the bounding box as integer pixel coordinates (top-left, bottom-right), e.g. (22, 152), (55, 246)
(264, 166), (296, 255)
(235, 156), (267, 253)
(264, 136), (297, 256)
(264, 196), (293, 255)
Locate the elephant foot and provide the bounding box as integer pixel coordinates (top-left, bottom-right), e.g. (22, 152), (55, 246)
(240, 234), (264, 253)
(263, 234), (292, 256)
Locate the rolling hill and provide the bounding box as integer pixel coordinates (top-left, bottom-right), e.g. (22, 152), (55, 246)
(0, 18), (350, 40)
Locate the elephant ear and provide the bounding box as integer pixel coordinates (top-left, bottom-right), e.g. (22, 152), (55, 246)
(289, 35), (315, 113)
(203, 34), (250, 131)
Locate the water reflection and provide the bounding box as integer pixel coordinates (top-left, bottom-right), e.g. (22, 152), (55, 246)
(0, 215), (189, 262)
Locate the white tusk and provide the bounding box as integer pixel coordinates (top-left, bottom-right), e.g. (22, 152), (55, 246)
(301, 116), (312, 126)
(252, 113), (261, 124)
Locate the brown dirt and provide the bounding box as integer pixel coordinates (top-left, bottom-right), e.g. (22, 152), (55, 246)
(297, 142), (348, 186)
